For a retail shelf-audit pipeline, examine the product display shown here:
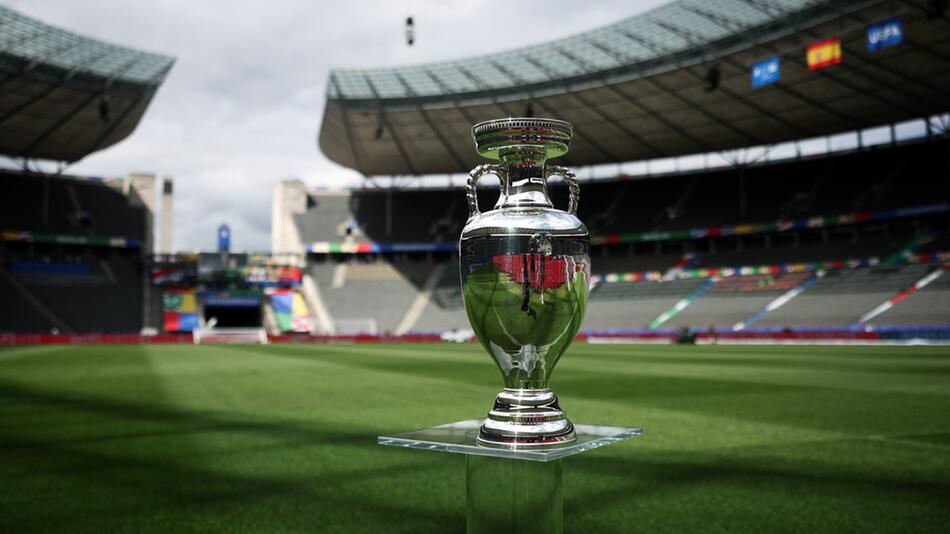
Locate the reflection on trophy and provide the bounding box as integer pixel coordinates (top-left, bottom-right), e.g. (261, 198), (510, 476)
(460, 118), (590, 448)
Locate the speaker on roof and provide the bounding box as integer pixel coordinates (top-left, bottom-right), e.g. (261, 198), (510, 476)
(98, 95), (111, 123)
(405, 16), (415, 46)
(374, 110), (385, 140)
(704, 63), (721, 92)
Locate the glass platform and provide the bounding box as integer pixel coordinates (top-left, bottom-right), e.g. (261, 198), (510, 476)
(378, 418), (642, 462)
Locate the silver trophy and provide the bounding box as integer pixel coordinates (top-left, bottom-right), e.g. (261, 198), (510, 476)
(460, 118), (589, 448)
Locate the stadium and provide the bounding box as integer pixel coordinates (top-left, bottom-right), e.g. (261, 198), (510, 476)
(1, 0), (949, 532)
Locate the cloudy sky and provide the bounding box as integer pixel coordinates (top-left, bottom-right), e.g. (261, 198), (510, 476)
(7, 0), (665, 252)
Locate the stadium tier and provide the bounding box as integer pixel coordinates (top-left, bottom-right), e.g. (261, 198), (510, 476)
(4, 254), (144, 333)
(0, 169), (152, 334)
(0, 172), (148, 334)
(753, 264), (932, 327)
(0, 170), (147, 239)
(301, 138), (950, 251)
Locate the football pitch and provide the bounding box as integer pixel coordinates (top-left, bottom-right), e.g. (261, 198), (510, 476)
(1, 342), (948, 533)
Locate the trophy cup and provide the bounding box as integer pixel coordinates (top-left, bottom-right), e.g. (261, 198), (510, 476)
(460, 118), (590, 449)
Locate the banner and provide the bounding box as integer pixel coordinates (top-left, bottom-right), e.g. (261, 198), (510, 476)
(305, 203), (950, 254)
(1, 229), (141, 248)
(592, 202), (950, 246)
(291, 293), (313, 332)
(806, 38), (842, 70)
(591, 251), (949, 286)
(867, 17), (902, 52)
(163, 289), (198, 332)
(267, 290), (312, 333)
(204, 295), (260, 307)
(270, 291), (294, 332)
(151, 264), (301, 287)
(751, 56), (780, 88)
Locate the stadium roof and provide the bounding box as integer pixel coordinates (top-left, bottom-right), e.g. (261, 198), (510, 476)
(0, 5), (175, 162)
(319, 0), (950, 176)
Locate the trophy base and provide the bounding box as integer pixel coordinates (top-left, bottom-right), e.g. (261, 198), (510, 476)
(477, 388), (577, 449)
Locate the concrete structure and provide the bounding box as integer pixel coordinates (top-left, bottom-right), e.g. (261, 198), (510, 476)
(271, 180), (308, 254)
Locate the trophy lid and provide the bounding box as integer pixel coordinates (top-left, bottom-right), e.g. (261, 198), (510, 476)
(472, 118), (573, 161)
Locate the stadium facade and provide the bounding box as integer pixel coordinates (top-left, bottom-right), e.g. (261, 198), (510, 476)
(2, 0), (949, 343)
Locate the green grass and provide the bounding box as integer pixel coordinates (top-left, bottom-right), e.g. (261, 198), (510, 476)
(1, 342), (949, 533)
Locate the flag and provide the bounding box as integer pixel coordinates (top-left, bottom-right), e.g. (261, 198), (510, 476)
(163, 291), (182, 311)
(270, 293), (293, 315)
(806, 38), (842, 70)
(163, 289), (196, 312)
(291, 315), (313, 332)
(867, 17), (902, 51)
(180, 291), (197, 313)
(751, 56), (780, 88)
(164, 311), (198, 332)
(269, 291), (294, 332)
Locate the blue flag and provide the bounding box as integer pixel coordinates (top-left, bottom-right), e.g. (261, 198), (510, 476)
(867, 17), (902, 51)
(751, 56), (780, 88)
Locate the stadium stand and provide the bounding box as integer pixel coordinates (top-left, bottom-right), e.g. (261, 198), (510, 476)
(293, 132), (950, 336)
(685, 239), (905, 269)
(755, 265), (933, 327)
(291, 129), (950, 336)
(332, 138), (950, 247)
(413, 266), (468, 333)
(0, 248), (144, 333)
(0, 265), (62, 332)
(0, 171), (146, 238)
(308, 259), (434, 334)
(585, 279), (709, 330)
(667, 273), (812, 328)
(292, 192), (356, 242)
(869, 267), (950, 325)
(350, 189), (463, 244)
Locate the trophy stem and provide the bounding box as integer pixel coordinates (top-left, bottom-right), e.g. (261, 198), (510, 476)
(466, 454), (563, 534)
(478, 388), (576, 448)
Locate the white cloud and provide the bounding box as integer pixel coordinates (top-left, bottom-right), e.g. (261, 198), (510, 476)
(5, 0), (663, 251)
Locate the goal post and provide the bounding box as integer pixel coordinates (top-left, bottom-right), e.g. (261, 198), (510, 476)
(193, 327), (269, 345)
(333, 318), (379, 336)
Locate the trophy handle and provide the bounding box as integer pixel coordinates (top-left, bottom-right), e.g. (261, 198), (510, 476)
(545, 165), (580, 215)
(467, 164), (505, 219)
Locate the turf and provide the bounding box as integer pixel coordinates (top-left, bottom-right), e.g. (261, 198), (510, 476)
(1, 342), (949, 533)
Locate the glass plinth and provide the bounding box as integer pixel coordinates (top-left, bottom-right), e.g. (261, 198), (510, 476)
(378, 418), (642, 462)
(379, 419), (642, 534)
